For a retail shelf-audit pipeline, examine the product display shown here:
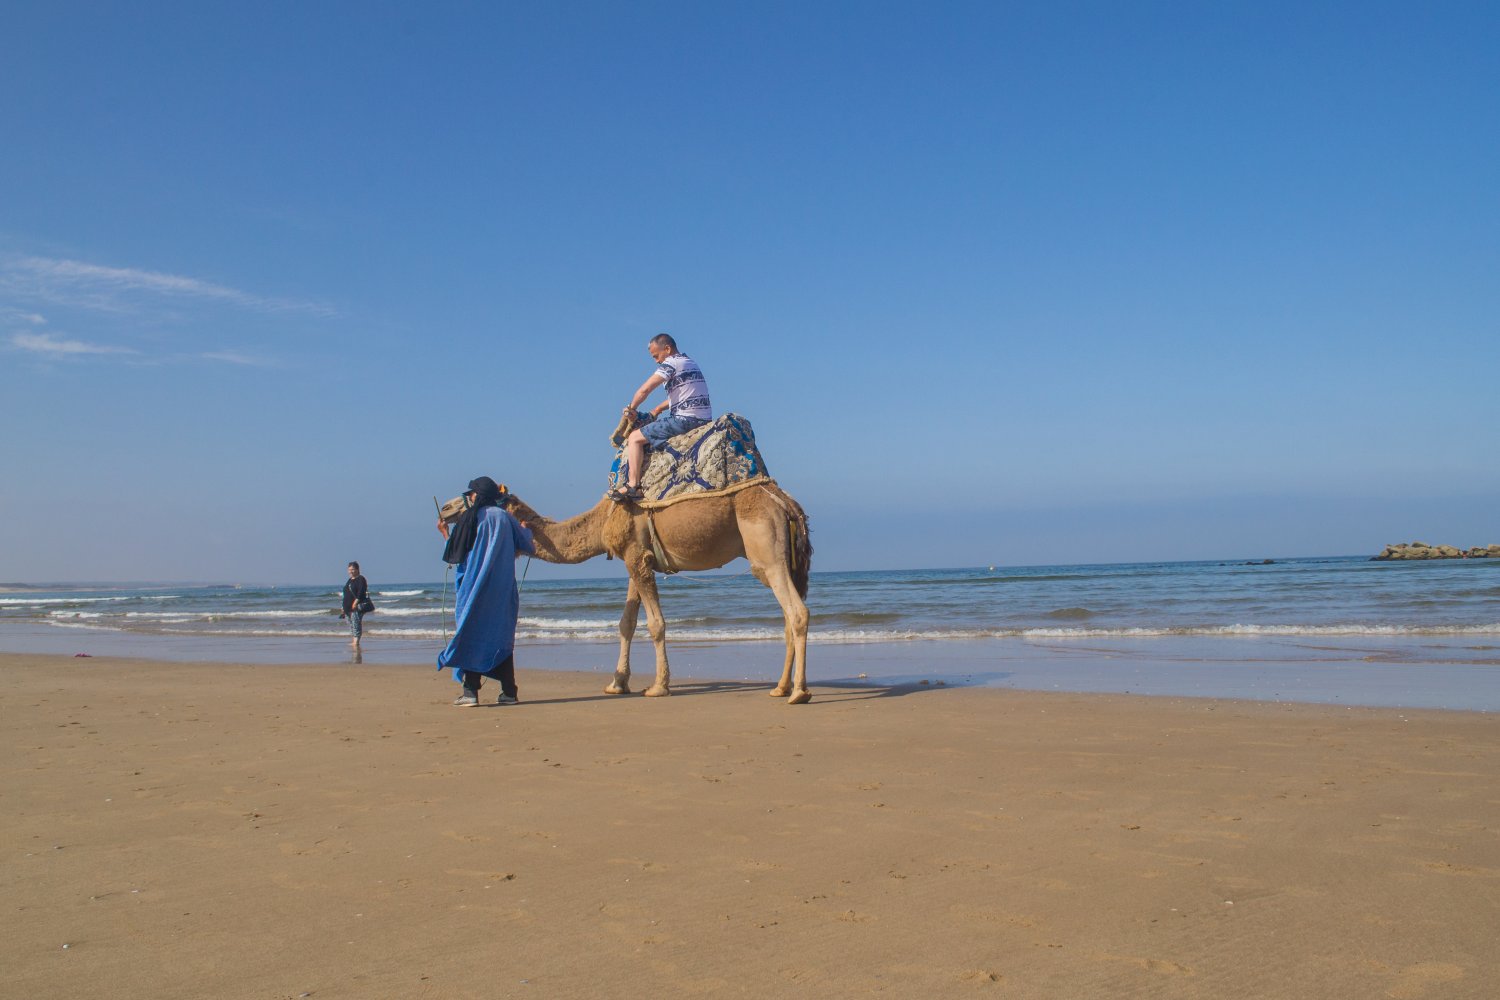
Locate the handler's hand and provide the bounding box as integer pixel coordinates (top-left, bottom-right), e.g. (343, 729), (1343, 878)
(436, 518), (450, 539)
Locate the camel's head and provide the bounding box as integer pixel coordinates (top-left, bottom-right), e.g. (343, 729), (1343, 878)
(437, 482), (515, 525)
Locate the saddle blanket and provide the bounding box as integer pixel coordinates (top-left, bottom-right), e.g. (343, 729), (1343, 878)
(610, 412), (768, 503)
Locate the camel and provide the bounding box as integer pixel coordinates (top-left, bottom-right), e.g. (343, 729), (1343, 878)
(504, 481), (812, 703)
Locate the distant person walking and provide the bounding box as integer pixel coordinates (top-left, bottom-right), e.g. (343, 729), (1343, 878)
(609, 333), (713, 503)
(436, 476), (535, 707)
(341, 561), (369, 648)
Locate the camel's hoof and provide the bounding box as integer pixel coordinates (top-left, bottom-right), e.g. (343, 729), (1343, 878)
(604, 683), (630, 695)
(769, 686), (789, 698)
(643, 685), (671, 698)
(786, 688), (812, 705)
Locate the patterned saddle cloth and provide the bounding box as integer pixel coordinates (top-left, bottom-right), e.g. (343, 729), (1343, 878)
(609, 413), (768, 504)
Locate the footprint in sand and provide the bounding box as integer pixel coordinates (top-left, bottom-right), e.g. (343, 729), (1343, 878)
(277, 839), (353, 857)
(442, 868), (516, 881)
(1097, 954), (1193, 976)
(1418, 860), (1499, 877)
(441, 830), (491, 845)
(1387, 961), (1465, 999)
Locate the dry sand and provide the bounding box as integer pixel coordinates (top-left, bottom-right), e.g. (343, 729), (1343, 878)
(4, 652), (1498, 999)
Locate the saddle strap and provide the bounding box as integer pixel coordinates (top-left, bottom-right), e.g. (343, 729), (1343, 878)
(644, 508), (677, 575)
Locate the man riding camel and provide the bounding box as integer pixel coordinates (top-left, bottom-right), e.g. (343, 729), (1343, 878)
(609, 333), (713, 503)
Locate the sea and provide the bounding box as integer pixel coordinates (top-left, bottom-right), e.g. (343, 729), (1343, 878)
(3, 556), (1497, 711)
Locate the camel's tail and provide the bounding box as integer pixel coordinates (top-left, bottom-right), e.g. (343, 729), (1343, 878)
(781, 491), (812, 600)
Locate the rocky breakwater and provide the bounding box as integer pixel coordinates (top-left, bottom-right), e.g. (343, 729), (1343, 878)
(1373, 542), (1500, 561)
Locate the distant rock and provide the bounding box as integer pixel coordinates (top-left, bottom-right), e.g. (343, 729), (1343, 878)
(1372, 542), (1500, 561)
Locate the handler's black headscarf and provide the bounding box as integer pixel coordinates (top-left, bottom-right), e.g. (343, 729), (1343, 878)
(442, 476), (504, 566)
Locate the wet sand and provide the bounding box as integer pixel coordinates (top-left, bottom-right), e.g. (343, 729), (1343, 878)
(4, 652), (1498, 999)
(6, 623), (1498, 711)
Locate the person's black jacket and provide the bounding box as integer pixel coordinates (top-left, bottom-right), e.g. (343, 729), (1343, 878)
(341, 575), (368, 615)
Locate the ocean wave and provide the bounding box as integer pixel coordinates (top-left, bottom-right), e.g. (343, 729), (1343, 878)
(159, 625), (452, 639)
(807, 612), (904, 627)
(40, 610), (334, 622)
(517, 617), (619, 630)
(378, 589), (426, 597)
(894, 572), (1120, 587)
(1043, 607), (1095, 620)
(803, 623), (1500, 641)
(36, 617), (1500, 643)
(517, 625), (785, 641)
(2, 596), (136, 606)
(152, 626), (393, 638)
(125, 609), (333, 620)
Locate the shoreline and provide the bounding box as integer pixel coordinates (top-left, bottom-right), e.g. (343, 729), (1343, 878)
(4, 626), (1497, 712)
(5, 653), (1497, 999)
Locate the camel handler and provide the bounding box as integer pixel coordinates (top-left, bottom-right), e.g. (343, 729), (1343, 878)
(608, 333), (713, 503)
(435, 476), (535, 707)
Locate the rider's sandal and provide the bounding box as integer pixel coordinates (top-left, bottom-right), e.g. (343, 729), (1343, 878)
(607, 484), (645, 503)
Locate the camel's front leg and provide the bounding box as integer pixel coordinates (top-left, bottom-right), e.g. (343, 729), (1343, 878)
(634, 571), (672, 697)
(607, 578), (641, 694)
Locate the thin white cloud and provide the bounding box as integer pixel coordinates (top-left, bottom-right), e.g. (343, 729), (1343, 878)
(200, 350), (273, 367)
(1, 255), (335, 317)
(0, 308), (49, 325)
(10, 331), (137, 357)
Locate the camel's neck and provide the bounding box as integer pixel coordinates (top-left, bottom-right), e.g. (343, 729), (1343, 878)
(510, 496), (612, 565)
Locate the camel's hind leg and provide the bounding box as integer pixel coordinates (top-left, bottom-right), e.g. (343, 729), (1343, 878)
(742, 518), (810, 704)
(607, 577), (641, 694)
(767, 575), (810, 704)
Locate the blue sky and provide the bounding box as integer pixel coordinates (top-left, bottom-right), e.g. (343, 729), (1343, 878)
(3, 1), (1496, 584)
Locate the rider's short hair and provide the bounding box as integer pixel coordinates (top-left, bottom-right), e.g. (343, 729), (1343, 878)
(650, 333), (678, 353)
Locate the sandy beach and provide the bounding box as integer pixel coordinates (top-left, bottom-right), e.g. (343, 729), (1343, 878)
(4, 652), (1498, 999)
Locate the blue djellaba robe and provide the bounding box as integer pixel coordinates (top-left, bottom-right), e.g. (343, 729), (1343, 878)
(437, 506), (535, 682)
